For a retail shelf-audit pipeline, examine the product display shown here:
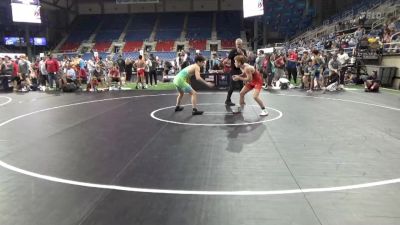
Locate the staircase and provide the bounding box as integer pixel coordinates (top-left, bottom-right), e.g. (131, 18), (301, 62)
(54, 16), (80, 52)
(211, 12), (217, 41)
(87, 20), (104, 44)
(118, 15), (134, 42)
(149, 15), (160, 42)
(180, 13), (189, 41)
(54, 35), (70, 53)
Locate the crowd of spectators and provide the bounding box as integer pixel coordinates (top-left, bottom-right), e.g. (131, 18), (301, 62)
(290, 14), (400, 55)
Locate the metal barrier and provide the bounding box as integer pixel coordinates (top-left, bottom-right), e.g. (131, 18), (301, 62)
(383, 41), (400, 53)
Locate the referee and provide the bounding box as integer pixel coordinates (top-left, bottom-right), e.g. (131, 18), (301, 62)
(225, 38), (247, 106)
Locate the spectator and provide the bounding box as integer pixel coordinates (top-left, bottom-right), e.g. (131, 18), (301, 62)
(337, 48), (349, 89)
(325, 53), (342, 92)
(307, 50), (324, 93)
(364, 71), (380, 92)
(45, 54), (60, 90)
(149, 54), (158, 86)
(18, 55), (31, 91)
(273, 52), (285, 86)
(116, 55), (126, 79)
(286, 49), (298, 84)
(125, 58), (133, 83)
(108, 63), (122, 89)
(90, 64), (104, 92)
(206, 52), (221, 72)
(59, 63), (78, 92)
(354, 26), (364, 41)
(39, 57), (48, 89)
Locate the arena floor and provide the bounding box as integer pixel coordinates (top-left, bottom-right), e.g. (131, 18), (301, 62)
(0, 88), (399, 225)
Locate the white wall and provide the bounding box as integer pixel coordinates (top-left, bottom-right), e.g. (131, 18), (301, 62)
(104, 2), (129, 14)
(220, 0), (241, 11)
(381, 55), (400, 77)
(193, 0), (218, 11)
(76, 0), (241, 15)
(55, 0), (69, 9)
(164, 0), (190, 12)
(130, 4), (156, 13)
(381, 55), (400, 89)
(78, 3), (101, 15)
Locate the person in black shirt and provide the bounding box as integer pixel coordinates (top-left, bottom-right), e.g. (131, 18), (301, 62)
(116, 55), (126, 78)
(125, 58), (133, 82)
(149, 54), (158, 86)
(225, 38), (247, 106)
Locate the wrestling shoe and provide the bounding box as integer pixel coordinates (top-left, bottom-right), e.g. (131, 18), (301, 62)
(260, 109), (269, 116)
(175, 106), (184, 112)
(192, 108), (204, 115)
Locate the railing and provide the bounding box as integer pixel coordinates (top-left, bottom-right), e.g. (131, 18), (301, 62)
(382, 32), (400, 53)
(383, 41), (400, 53)
(290, 0), (398, 44)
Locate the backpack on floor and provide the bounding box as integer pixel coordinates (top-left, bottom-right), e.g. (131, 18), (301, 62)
(63, 83), (77, 92)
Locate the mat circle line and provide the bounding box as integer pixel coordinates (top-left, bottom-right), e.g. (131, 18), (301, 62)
(0, 96), (12, 107)
(0, 93), (399, 195)
(150, 103), (283, 126)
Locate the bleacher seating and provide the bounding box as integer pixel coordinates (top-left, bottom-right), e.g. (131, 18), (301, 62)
(263, 0), (313, 37)
(155, 40), (175, 51)
(94, 14), (128, 43)
(187, 12), (212, 40)
(66, 30), (92, 43)
(93, 42), (111, 52)
(123, 52), (140, 59)
(95, 31), (121, 42)
(122, 51), (177, 61)
(125, 30), (152, 41)
(123, 41), (143, 52)
(57, 11), (243, 55)
(221, 40), (235, 49)
(152, 52), (176, 61)
(125, 14), (156, 41)
(60, 42), (80, 52)
(155, 13), (185, 41)
(60, 53), (77, 60)
(155, 29), (181, 40)
(101, 14), (129, 31)
(216, 11), (241, 40)
(82, 53), (92, 61)
(74, 15), (102, 32)
(189, 40), (207, 50)
(130, 14), (157, 29)
(158, 13), (185, 30)
(60, 15), (102, 52)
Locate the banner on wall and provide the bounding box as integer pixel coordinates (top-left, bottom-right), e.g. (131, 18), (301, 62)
(11, 0), (41, 23)
(243, 0), (264, 18)
(116, 0), (159, 4)
(3, 37), (47, 46)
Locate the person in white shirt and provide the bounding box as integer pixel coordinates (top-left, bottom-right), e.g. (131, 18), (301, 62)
(87, 58), (96, 80)
(59, 63), (77, 90)
(145, 55), (152, 88)
(39, 57), (48, 88)
(337, 48), (349, 89)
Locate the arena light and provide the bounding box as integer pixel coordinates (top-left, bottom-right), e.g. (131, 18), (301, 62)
(11, 0), (41, 23)
(243, 0), (264, 18)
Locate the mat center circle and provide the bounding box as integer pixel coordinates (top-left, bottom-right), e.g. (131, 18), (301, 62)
(150, 103), (283, 126)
